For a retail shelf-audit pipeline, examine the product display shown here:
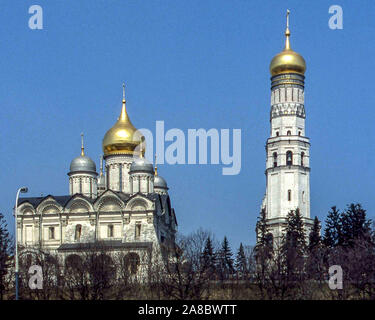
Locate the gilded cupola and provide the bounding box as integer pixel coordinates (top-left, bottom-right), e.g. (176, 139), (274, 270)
(270, 10), (306, 77)
(102, 84), (144, 157)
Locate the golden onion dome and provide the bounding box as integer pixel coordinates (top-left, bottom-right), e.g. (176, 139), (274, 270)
(270, 10), (306, 77)
(102, 84), (144, 157)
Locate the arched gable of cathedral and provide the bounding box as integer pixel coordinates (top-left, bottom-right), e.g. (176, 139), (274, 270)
(36, 196), (63, 215)
(18, 202), (35, 215)
(65, 195), (93, 213)
(125, 193), (154, 212)
(94, 190), (125, 212)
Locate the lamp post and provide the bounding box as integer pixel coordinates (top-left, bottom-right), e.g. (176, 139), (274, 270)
(14, 186), (28, 300)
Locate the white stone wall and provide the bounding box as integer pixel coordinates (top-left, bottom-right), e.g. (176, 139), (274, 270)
(69, 173), (98, 198)
(130, 173), (154, 195)
(105, 155), (133, 192)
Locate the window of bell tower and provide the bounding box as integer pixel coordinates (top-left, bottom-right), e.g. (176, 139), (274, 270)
(273, 152), (278, 167)
(286, 151), (293, 166)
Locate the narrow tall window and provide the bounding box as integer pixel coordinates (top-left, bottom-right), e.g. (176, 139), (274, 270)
(273, 152), (278, 167)
(79, 178), (82, 194)
(108, 224), (114, 238)
(286, 151), (293, 166)
(90, 178), (92, 197)
(75, 224), (82, 241)
(288, 190), (291, 201)
(301, 152), (305, 166)
(49, 227), (55, 240)
(135, 223), (141, 239)
(276, 131), (279, 137)
(287, 130), (291, 136)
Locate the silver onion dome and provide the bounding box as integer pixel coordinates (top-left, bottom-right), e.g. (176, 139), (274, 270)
(69, 155), (97, 173)
(154, 175), (168, 190)
(129, 157), (154, 174)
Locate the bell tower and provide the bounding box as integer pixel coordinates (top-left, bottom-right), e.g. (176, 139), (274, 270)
(262, 10), (313, 243)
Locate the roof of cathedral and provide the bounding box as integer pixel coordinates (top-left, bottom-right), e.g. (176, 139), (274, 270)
(129, 156), (154, 174)
(18, 195), (73, 207)
(154, 175), (168, 189)
(69, 133), (97, 174)
(69, 155), (97, 174)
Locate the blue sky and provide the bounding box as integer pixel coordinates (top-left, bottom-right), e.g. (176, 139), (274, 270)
(1, 0), (374, 250)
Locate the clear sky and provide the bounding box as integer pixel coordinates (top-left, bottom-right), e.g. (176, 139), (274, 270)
(1, 0), (374, 250)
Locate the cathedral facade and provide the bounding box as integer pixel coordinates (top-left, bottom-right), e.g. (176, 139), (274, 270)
(16, 87), (177, 272)
(261, 12), (314, 243)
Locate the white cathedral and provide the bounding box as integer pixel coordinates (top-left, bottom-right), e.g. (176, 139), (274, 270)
(16, 86), (177, 271)
(261, 12), (314, 243)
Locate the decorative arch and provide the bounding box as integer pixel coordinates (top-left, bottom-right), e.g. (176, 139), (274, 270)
(20, 204), (35, 215)
(125, 195), (153, 211)
(94, 191), (125, 212)
(67, 198), (92, 213)
(37, 197), (62, 214)
(130, 199), (148, 211)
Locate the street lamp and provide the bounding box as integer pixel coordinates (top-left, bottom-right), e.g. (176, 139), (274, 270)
(14, 186), (28, 300)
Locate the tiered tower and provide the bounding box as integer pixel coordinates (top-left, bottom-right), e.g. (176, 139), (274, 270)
(102, 84), (144, 193)
(262, 11), (313, 243)
(68, 133), (98, 198)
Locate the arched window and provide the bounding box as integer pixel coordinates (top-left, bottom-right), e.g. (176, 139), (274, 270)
(287, 130), (291, 136)
(124, 252), (140, 275)
(301, 152), (305, 166)
(276, 131), (279, 137)
(75, 224), (82, 241)
(265, 233), (273, 249)
(288, 190), (292, 201)
(49, 227), (55, 240)
(286, 151), (293, 166)
(298, 131), (301, 136)
(135, 223), (141, 239)
(273, 152), (278, 167)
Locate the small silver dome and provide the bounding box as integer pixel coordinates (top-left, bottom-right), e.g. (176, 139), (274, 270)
(69, 155), (96, 173)
(154, 175), (168, 189)
(129, 157), (154, 174)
